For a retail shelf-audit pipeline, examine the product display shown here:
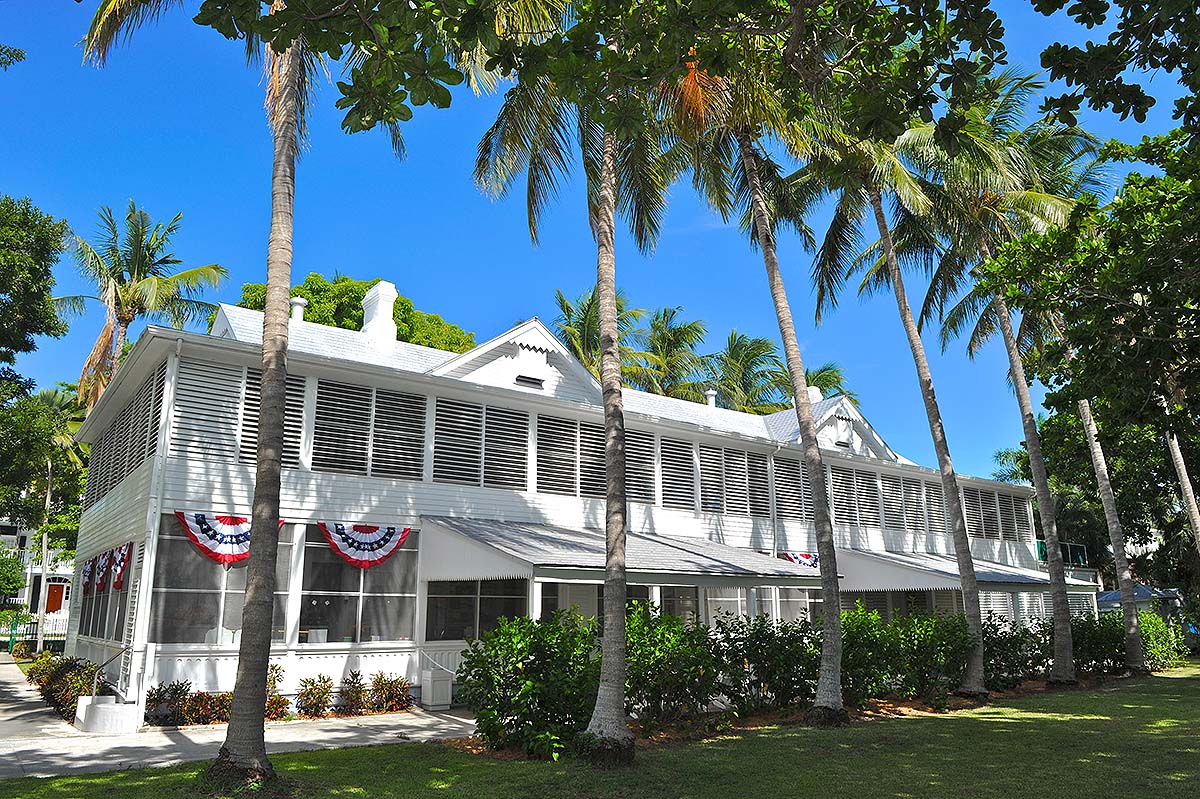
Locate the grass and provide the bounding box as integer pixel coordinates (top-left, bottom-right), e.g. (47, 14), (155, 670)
(4, 664), (1198, 799)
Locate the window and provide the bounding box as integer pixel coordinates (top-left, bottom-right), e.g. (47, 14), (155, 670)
(536, 415), (578, 495)
(925, 482), (947, 534)
(578, 422), (607, 498)
(660, 438), (696, 511)
(661, 587), (699, 621)
(299, 524), (418, 643)
(312, 380), (373, 474)
(998, 494), (1018, 541)
(881, 474), (904, 530)
(723, 450), (750, 516)
(778, 587), (821, 622)
(425, 579), (528, 641)
(903, 478), (926, 533)
(84, 361), (166, 508)
(962, 487), (984, 537)
(830, 465), (857, 525)
(773, 456), (805, 520)
(483, 406), (529, 490)
(149, 515), (291, 645)
(699, 445), (724, 513)
(1012, 495), (1032, 540)
(980, 490), (1002, 540)
(169, 358), (240, 462)
(371, 390), (427, 480)
(854, 470), (881, 528)
(625, 429), (656, 504)
(747, 453), (770, 517)
(433, 398), (483, 486)
(239, 369), (306, 469)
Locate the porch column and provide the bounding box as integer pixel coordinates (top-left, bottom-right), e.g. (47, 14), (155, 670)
(649, 585), (662, 609)
(771, 587), (781, 621)
(747, 587), (759, 617)
(529, 580), (544, 620)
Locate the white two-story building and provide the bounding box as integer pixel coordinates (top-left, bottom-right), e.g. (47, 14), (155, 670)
(65, 281), (1097, 712)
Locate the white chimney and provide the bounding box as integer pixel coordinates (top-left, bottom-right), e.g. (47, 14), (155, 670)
(704, 388), (718, 408)
(361, 281), (398, 345)
(806, 386), (824, 404)
(289, 296), (308, 322)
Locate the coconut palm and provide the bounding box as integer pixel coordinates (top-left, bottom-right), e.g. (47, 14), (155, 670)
(58, 201), (225, 409)
(552, 287), (647, 378)
(680, 64), (848, 722)
(477, 75), (679, 758)
(31, 387), (84, 653)
(703, 332), (789, 414)
(795, 104), (990, 697)
(624, 306), (707, 400)
(801, 361), (859, 406)
(901, 70), (1107, 683)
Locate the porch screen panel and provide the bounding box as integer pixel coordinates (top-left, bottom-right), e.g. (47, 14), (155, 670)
(536, 415), (578, 495)
(723, 449), (750, 516)
(903, 478), (926, 533)
(773, 456), (804, 520)
(483, 406), (529, 490)
(699, 445), (724, 513)
(371, 390), (427, 480)
(578, 421), (606, 498)
(169, 358), (240, 461)
(433, 397), (483, 485)
(881, 474), (905, 529)
(239, 369), (306, 468)
(312, 380), (373, 474)
(962, 487), (985, 537)
(830, 465), (857, 525)
(854, 470), (882, 528)
(980, 490), (1002, 540)
(660, 438), (696, 511)
(925, 482), (947, 534)
(625, 429), (656, 504)
(747, 452), (771, 517)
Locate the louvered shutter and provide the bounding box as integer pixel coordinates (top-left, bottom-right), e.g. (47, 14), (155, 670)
(802, 461), (817, 516)
(773, 457), (804, 520)
(855, 470), (881, 527)
(997, 494), (1018, 541)
(980, 591), (1013, 618)
(830, 465), (857, 525)
(537, 415), (578, 495)
(962, 487), (984, 537)
(980, 490), (1001, 539)
(433, 397), (483, 485)
(625, 429), (656, 504)
(932, 591), (963, 615)
(925, 482), (947, 534)
(723, 450), (750, 516)
(310, 380), (372, 474)
(1067, 593), (1092, 617)
(660, 438), (695, 511)
(903, 478), (926, 533)
(372, 390), (427, 480)
(578, 421), (607, 498)
(118, 543), (142, 689)
(699, 445), (724, 513)
(881, 474), (905, 529)
(170, 358), (240, 461)
(239, 369), (306, 468)
(747, 452), (770, 517)
(1013, 495), (1033, 540)
(480, 406), (528, 490)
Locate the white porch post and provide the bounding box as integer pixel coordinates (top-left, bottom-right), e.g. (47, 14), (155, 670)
(771, 586), (781, 621)
(649, 585), (662, 609)
(747, 587), (759, 617)
(530, 580), (544, 620)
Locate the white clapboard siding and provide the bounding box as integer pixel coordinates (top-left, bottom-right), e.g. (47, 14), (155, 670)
(239, 369), (306, 468)
(578, 421), (606, 499)
(536, 414), (578, 495)
(311, 379), (373, 474)
(747, 452), (770, 518)
(433, 397), (483, 486)
(660, 437), (696, 511)
(723, 449), (750, 517)
(483, 406), (529, 491)
(625, 429), (656, 504)
(170, 357), (240, 461)
(698, 445), (724, 514)
(370, 389), (427, 480)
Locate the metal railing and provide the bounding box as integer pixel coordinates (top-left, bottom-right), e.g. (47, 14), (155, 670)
(1037, 540), (1089, 567)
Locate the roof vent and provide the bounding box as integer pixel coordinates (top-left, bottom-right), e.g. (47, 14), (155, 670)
(806, 386), (824, 404)
(515, 375), (544, 389)
(704, 388), (718, 408)
(361, 281), (398, 346)
(290, 296), (308, 322)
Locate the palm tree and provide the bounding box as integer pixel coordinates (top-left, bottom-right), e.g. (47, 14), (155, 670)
(31, 387), (84, 653)
(682, 65), (848, 723)
(58, 201), (225, 409)
(552, 287), (647, 378)
(703, 331), (790, 414)
(796, 361), (859, 406)
(477, 76), (677, 759)
(906, 71), (1106, 683)
(797, 108), (989, 697)
(624, 306), (707, 400)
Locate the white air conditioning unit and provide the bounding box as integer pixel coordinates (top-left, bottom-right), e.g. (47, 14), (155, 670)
(420, 669), (452, 711)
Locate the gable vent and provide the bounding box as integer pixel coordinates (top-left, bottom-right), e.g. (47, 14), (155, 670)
(625, 429), (656, 504)
(239, 369), (305, 469)
(483, 406), (529, 490)
(170, 357), (240, 461)
(514, 375), (544, 389)
(370, 389), (427, 480)
(433, 397), (483, 486)
(660, 437), (696, 511)
(311, 379), (373, 474)
(536, 415), (578, 495)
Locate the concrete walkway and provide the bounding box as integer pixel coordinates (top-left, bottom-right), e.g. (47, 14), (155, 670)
(0, 655), (477, 780)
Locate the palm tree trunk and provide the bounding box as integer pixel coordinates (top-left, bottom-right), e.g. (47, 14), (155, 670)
(988, 289), (1074, 683)
(1076, 398), (1144, 671)
(737, 131), (846, 723)
(867, 187), (986, 696)
(582, 130), (635, 764)
(36, 458), (52, 653)
(214, 43), (301, 781)
(113, 321), (128, 369)
(1165, 432), (1200, 558)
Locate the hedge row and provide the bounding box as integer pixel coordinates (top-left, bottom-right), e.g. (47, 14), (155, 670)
(24, 652), (109, 719)
(458, 604), (1190, 757)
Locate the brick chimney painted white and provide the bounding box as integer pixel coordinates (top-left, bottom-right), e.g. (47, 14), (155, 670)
(704, 388), (718, 408)
(361, 281), (398, 345)
(807, 386), (824, 404)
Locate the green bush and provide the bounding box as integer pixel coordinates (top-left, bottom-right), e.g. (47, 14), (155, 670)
(369, 672), (415, 713)
(145, 680), (192, 725)
(265, 663), (290, 720)
(1071, 612), (1124, 674)
(839, 602), (901, 706)
(711, 612), (819, 714)
(1136, 611), (1189, 671)
(339, 670), (368, 715)
(624, 603), (720, 731)
(982, 615), (1050, 690)
(296, 674), (334, 718)
(10, 641), (31, 660)
(457, 610), (599, 757)
(25, 653), (106, 719)
(891, 613), (974, 702)
(182, 691), (232, 724)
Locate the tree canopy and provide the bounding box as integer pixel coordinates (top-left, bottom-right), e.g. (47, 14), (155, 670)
(0, 196), (68, 385)
(235, 272), (476, 353)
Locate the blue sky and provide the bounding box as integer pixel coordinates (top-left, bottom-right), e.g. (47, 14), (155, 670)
(0, 2), (1184, 479)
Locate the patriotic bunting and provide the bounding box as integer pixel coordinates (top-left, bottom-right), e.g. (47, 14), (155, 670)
(81, 557), (95, 595)
(174, 511), (285, 566)
(94, 549), (113, 592)
(110, 542), (133, 590)
(779, 551), (820, 569)
(317, 521), (411, 569)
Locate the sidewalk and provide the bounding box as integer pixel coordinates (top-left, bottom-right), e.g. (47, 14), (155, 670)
(0, 655), (477, 780)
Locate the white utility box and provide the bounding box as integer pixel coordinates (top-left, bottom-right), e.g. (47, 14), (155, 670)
(420, 669), (452, 711)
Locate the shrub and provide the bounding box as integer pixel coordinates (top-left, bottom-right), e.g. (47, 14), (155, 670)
(1136, 611), (1189, 671)
(183, 691), (232, 724)
(457, 610), (598, 757)
(710, 612), (819, 714)
(624, 603), (720, 731)
(145, 680), (192, 725)
(891, 613), (974, 702)
(296, 675), (334, 718)
(25, 653), (106, 719)
(839, 602), (901, 705)
(265, 663), (290, 720)
(982, 615), (1050, 690)
(369, 672), (416, 713)
(339, 670), (368, 715)
(1071, 612), (1124, 674)
(10, 641), (31, 660)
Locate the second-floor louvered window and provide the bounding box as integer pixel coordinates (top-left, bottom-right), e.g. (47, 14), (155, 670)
(925, 482), (947, 533)
(536, 415), (578, 495)
(903, 478), (926, 533)
(311, 380), (373, 474)
(881, 474), (905, 529)
(371, 390), (427, 481)
(962, 486), (984, 537)
(483, 406), (529, 490)
(170, 357), (240, 461)
(855, 470), (882, 527)
(433, 398), (483, 486)
(773, 456), (805, 520)
(997, 493), (1018, 541)
(699, 445), (724, 513)
(660, 437), (695, 511)
(238, 369), (306, 469)
(723, 449), (750, 516)
(578, 422), (607, 498)
(625, 429), (656, 504)
(747, 452), (770, 517)
(1012, 495), (1032, 540)
(84, 361), (166, 508)
(980, 490), (1001, 540)
(830, 465), (857, 525)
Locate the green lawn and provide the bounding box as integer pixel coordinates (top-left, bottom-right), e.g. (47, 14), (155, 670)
(6, 665), (1199, 799)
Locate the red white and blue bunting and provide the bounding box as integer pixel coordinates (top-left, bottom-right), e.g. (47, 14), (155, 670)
(317, 522), (411, 569)
(110, 542), (133, 590)
(94, 549), (113, 593)
(81, 557), (95, 595)
(779, 551), (820, 569)
(174, 511), (286, 566)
